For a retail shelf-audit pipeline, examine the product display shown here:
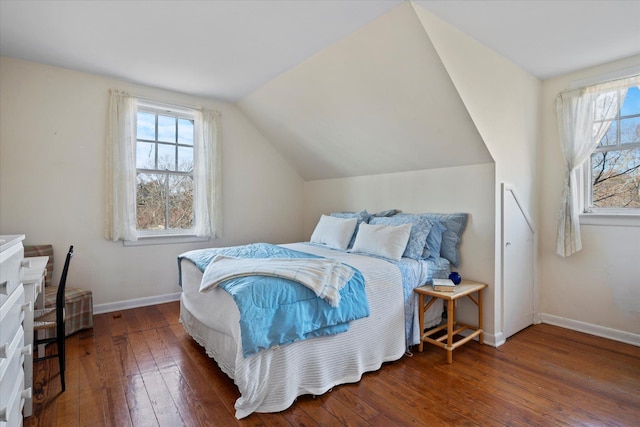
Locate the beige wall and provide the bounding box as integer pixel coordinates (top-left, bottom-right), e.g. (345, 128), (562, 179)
(0, 57), (305, 309)
(238, 1), (492, 181)
(538, 55), (640, 341)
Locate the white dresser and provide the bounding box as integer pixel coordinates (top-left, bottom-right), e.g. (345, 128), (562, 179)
(20, 256), (47, 417)
(0, 235), (31, 427)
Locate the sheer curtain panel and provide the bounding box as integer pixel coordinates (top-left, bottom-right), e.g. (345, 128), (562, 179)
(105, 90), (138, 241)
(194, 109), (222, 238)
(555, 76), (638, 256)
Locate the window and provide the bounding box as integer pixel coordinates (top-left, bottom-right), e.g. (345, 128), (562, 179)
(586, 85), (640, 214)
(105, 90), (221, 243)
(555, 73), (639, 256)
(136, 104), (195, 234)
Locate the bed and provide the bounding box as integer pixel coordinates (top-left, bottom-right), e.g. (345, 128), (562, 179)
(178, 211), (466, 419)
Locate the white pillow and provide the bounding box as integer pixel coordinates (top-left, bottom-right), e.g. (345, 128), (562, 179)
(310, 215), (358, 250)
(350, 222), (412, 261)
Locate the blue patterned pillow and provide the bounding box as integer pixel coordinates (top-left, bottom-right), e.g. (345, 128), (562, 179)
(422, 217), (446, 259)
(370, 209), (402, 217)
(394, 213), (445, 259)
(422, 213), (468, 266)
(369, 214), (433, 259)
(330, 210), (370, 249)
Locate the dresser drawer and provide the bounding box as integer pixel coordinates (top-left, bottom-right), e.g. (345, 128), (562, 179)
(0, 369), (25, 427)
(0, 326), (24, 387)
(0, 241), (24, 307)
(0, 285), (24, 352)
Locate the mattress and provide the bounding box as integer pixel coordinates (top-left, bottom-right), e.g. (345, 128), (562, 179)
(179, 242), (444, 418)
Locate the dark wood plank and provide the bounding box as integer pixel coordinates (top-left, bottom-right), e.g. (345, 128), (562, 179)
(138, 370), (185, 426)
(107, 309), (137, 337)
(127, 330), (156, 374)
(141, 328), (174, 371)
(88, 314), (133, 427)
(168, 323), (243, 420)
(24, 302), (640, 427)
(100, 385), (134, 427)
(95, 313), (154, 426)
(134, 305), (168, 332)
(156, 300), (181, 325)
(292, 394), (339, 426)
(156, 325), (235, 426)
(484, 328), (640, 424)
(119, 373), (157, 427)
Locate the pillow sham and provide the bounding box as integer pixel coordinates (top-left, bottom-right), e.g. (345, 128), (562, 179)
(422, 213), (468, 266)
(310, 214), (358, 250)
(370, 209), (402, 218)
(330, 210), (370, 249)
(369, 214), (433, 260)
(350, 222), (412, 261)
(421, 217), (446, 259)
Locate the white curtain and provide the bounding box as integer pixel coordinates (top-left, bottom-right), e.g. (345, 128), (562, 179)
(555, 76), (638, 256)
(194, 109), (222, 237)
(105, 90), (138, 241)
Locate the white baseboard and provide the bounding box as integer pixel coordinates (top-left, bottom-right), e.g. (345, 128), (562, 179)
(491, 331), (506, 348)
(93, 292), (181, 315)
(538, 313), (640, 347)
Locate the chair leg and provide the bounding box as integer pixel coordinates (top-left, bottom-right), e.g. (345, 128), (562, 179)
(59, 336), (65, 392)
(56, 322), (66, 392)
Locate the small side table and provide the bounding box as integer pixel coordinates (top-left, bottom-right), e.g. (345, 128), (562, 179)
(414, 280), (487, 364)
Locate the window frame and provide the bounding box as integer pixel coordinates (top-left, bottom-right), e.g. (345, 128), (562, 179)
(575, 68), (640, 227)
(134, 100), (199, 240)
(579, 161), (640, 226)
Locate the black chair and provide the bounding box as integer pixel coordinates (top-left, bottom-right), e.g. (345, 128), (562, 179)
(33, 245), (73, 392)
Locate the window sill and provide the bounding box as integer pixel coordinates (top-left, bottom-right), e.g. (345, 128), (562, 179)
(579, 213), (640, 227)
(123, 234), (210, 247)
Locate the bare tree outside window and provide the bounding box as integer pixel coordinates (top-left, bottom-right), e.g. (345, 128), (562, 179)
(136, 111), (195, 231)
(589, 85), (640, 211)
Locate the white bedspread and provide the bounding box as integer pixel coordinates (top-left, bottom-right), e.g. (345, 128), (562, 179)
(179, 243), (442, 419)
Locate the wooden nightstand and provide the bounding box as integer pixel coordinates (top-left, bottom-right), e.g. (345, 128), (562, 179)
(414, 280), (487, 364)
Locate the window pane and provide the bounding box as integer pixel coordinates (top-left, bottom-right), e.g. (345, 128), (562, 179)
(157, 143), (176, 171)
(168, 175), (193, 229)
(177, 146), (193, 172)
(620, 116), (640, 144)
(137, 173), (167, 230)
(621, 86), (640, 117)
(178, 118), (194, 145)
(157, 115), (176, 143)
(592, 148), (640, 208)
(134, 103), (203, 234)
(598, 120), (617, 146)
(137, 112), (156, 140)
(136, 141), (156, 169)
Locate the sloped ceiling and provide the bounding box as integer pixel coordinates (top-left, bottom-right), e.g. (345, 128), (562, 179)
(237, 2), (492, 181)
(2, 1), (638, 101)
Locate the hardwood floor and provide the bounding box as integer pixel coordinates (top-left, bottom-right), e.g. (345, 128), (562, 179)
(26, 301), (640, 426)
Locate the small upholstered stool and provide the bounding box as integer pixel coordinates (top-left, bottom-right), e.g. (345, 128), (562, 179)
(44, 285), (93, 336)
(24, 244), (94, 336)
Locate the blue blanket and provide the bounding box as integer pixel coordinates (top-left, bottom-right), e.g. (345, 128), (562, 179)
(178, 243), (369, 357)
